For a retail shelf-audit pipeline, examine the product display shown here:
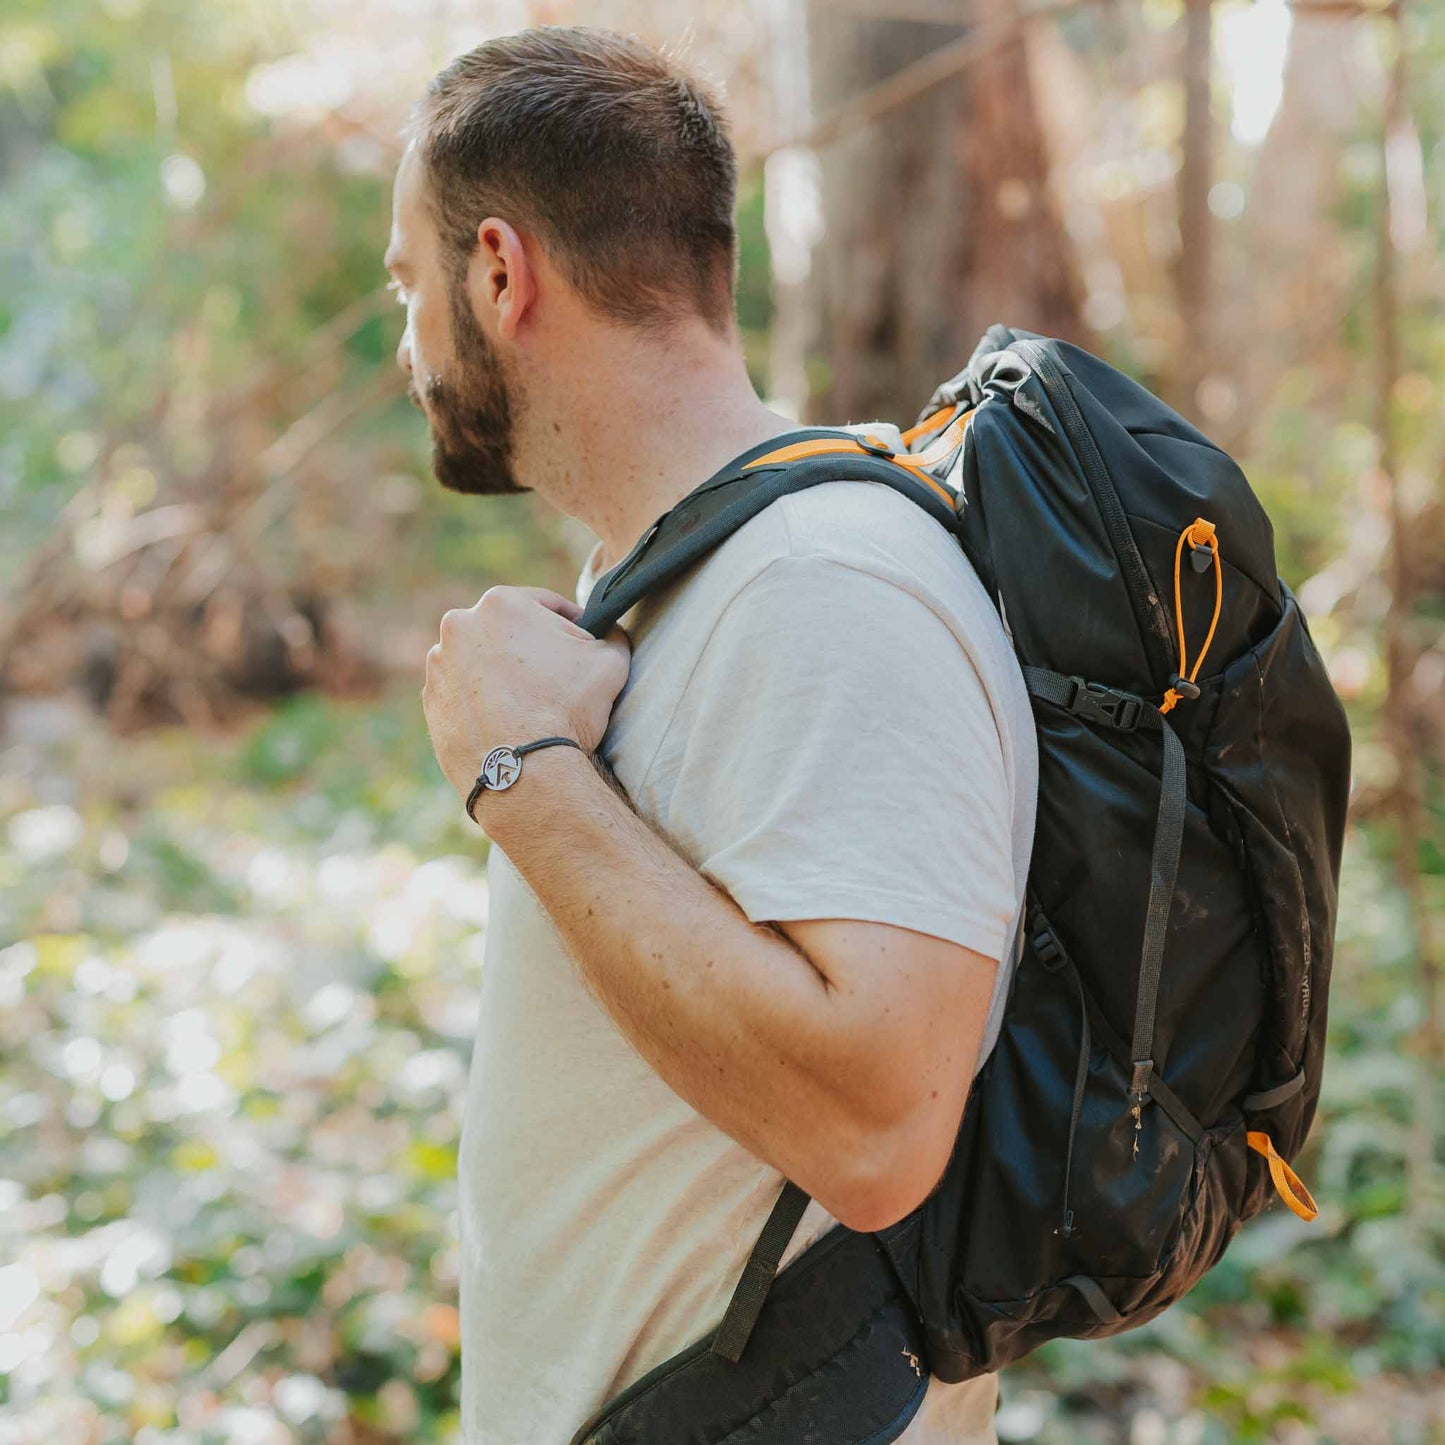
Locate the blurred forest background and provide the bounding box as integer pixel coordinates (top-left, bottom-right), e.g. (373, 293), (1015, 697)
(1, 0), (1443, 1442)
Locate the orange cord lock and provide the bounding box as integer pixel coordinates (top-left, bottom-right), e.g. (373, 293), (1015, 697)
(1246, 1132), (1319, 1221)
(1159, 516), (1223, 715)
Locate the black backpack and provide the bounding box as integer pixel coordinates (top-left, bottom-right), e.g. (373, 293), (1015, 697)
(573, 325), (1351, 1431)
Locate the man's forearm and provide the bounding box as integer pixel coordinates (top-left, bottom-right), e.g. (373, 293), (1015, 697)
(473, 744), (901, 1216)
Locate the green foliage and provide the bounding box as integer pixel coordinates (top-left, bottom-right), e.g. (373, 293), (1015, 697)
(0, 0), (567, 612)
(2, 681), (1441, 1443)
(735, 176), (773, 395)
(1, 693), (478, 1442)
(2, 1), (1443, 1442)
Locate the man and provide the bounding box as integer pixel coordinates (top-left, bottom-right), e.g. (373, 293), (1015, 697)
(393, 26), (1038, 1444)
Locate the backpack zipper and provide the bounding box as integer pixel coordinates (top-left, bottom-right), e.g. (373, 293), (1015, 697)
(1012, 339), (1175, 687)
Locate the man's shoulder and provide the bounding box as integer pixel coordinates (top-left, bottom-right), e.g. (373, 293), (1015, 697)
(634, 448), (1014, 698)
(775, 475), (954, 564)
(673, 478), (963, 627)
(773, 478), (999, 633)
(772, 477), (1034, 732)
(640, 471), (995, 656)
(769, 420), (958, 573)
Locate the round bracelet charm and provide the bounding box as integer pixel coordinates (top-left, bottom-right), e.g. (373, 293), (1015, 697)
(478, 745), (522, 791)
(464, 736), (582, 825)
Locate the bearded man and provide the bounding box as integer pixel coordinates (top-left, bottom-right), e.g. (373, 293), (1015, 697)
(392, 25), (1037, 1444)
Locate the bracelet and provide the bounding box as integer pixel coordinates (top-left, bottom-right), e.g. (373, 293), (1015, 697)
(465, 735), (583, 822)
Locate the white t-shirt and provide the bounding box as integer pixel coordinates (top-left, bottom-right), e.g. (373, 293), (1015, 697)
(458, 424), (1039, 1444)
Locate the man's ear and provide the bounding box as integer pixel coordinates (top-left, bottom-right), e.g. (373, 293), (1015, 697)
(471, 217), (536, 341)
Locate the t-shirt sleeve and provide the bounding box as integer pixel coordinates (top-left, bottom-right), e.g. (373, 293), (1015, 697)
(656, 551), (1019, 962)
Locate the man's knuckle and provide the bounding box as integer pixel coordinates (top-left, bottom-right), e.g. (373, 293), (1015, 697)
(441, 609), (466, 639)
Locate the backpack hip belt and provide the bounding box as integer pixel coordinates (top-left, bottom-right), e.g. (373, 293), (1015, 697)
(568, 1221), (928, 1445)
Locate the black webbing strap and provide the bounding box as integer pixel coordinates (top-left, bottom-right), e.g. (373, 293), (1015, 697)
(1027, 895), (1203, 1145)
(1029, 906), (1090, 1238)
(1129, 715), (1185, 1099)
(1022, 667), (1187, 1114)
(709, 1181), (812, 1364)
(1021, 665), (1080, 710)
(1143, 1067), (1202, 1144)
(1020, 666), (1147, 731)
(1242, 1066), (1307, 1113)
(1057, 959), (1091, 1239)
(1062, 1274), (1124, 1325)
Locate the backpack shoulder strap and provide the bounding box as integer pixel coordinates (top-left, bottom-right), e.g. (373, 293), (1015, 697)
(577, 419), (970, 639)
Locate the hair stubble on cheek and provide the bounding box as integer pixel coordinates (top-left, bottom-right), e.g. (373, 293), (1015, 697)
(416, 276), (529, 497)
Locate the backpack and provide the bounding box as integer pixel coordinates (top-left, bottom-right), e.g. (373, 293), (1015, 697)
(574, 325), (1351, 1403)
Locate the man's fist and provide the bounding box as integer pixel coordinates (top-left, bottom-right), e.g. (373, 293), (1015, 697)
(421, 586), (630, 808)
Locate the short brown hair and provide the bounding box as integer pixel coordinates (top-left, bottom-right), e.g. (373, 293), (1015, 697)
(408, 27), (737, 333)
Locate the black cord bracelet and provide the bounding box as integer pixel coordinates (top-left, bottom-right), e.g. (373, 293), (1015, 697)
(465, 735), (583, 821)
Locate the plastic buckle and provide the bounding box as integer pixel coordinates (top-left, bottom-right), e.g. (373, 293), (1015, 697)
(1064, 676), (1143, 732)
(852, 433), (896, 460)
(1032, 924), (1067, 972)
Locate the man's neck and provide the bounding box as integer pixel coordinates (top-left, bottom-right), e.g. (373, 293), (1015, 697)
(518, 320), (800, 574)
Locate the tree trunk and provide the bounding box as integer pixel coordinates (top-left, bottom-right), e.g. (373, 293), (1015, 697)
(1212, 8), (1361, 455)
(805, 0), (1088, 426)
(1172, 0), (1214, 423)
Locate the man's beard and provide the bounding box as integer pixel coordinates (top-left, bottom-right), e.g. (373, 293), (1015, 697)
(411, 282), (529, 496)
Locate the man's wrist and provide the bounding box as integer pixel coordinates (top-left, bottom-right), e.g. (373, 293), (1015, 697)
(468, 735), (596, 838)
(464, 732), (583, 817)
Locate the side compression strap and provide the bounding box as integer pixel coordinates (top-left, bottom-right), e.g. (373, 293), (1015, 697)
(1129, 711), (1186, 1136)
(1242, 1067), (1307, 1113)
(1027, 896), (1203, 1146)
(1021, 668), (1187, 1146)
(709, 1180), (812, 1364)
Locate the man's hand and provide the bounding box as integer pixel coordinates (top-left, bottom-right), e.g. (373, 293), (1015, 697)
(421, 586), (630, 813)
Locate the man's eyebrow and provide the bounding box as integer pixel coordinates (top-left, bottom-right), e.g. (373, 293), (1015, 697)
(383, 250), (410, 277)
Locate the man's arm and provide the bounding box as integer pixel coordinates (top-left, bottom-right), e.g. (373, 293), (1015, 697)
(474, 743), (998, 1233)
(421, 570), (1014, 1233)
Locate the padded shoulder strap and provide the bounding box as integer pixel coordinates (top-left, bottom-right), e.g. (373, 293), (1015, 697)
(577, 429), (964, 639)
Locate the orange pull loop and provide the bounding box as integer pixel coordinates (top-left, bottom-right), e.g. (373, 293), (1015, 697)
(1246, 1131), (1318, 1222)
(897, 409), (973, 471)
(1159, 515), (1223, 716)
(901, 404), (959, 447)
